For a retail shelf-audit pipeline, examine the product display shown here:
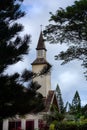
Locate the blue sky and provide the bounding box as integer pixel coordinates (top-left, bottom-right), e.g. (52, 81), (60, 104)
(7, 0), (87, 106)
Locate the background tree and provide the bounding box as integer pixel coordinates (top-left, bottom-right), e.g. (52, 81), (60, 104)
(56, 84), (64, 113)
(81, 104), (87, 118)
(44, 0), (87, 79)
(69, 91), (81, 118)
(0, 0), (50, 120)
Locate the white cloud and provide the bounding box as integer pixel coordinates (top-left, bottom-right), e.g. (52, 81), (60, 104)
(59, 71), (78, 85)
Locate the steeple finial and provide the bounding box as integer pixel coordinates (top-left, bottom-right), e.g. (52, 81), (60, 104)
(40, 25), (43, 31)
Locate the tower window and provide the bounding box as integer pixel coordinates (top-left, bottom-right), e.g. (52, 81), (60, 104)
(37, 50), (45, 57)
(38, 50), (42, 57)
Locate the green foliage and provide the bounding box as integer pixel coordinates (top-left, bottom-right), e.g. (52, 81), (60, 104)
(43, 105), (64, 126)
(69, 91), (81, 116)
(55, 121), (87, 130)
(56, 84), (64, 113)
(51, 105), (64, 121)
(44, 0), (87, 79)
(0, 0), (47, 120)
(81, 104), (87, 118)
(49, 123), (55, 130)
(46, 90), (87, 130)
(67, 91), (82, 121)
(72, 91), (81, 111)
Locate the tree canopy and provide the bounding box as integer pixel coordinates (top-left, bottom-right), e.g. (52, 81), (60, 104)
(69, 91), (81, 116)
(44, 0), (87, 79)
(0, 0), (50, 120)
(72, 91), (81, 111)
(56, 84), (64, 113)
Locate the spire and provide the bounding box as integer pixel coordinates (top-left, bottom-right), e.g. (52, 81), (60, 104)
(36, 31), (47, 51)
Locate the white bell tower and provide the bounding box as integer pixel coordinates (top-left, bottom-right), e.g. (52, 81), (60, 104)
(31, 31), (51, 97)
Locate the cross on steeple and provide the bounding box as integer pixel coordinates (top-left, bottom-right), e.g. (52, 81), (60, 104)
(40, 24), (43, 31)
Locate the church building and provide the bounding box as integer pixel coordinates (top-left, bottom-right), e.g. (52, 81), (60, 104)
(2, 31), (59, 130)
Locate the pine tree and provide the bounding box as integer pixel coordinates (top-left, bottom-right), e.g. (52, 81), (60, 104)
(0, 0), (50, 120)
(72, 91), (81, 113)
(68, 91), (81, 120)
(56, 84), (64, 113)
(69, 91), (81, 116)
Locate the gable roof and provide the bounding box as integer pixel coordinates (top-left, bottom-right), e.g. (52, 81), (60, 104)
(36, 31), (47, 51)
(43, 90), (59, 112)
(27, 90), (59, 114)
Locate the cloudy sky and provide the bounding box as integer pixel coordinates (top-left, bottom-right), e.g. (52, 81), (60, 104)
(7, 0), (87, 105)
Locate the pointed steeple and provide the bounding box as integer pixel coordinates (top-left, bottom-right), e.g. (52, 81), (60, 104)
(36, 31), (47, 51)
(31, 31), (51, 66)
(31, 31), (51, 97)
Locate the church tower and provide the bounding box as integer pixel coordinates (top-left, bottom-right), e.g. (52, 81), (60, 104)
(31, 31), (51, 97)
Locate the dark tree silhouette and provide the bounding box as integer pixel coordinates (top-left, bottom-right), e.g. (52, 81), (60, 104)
(0, 0), (50, 120)
(44, 0), (87, 79)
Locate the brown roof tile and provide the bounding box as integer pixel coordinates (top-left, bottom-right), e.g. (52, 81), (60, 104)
(36, 31), (47, 51)
(31, 58), (51, 66)
(43, 90), (55, 112)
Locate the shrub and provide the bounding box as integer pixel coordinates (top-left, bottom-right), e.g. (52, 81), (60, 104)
(54, 121), (87, 130)
(49, 123), (55, 130)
